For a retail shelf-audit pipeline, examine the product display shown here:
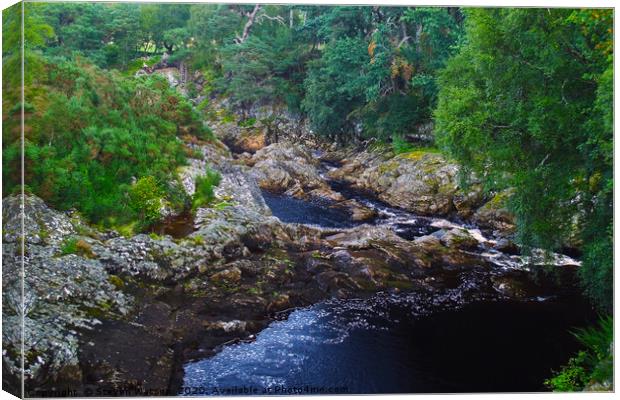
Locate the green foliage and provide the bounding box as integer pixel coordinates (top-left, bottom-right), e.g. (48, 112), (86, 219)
(302, 37), (368, 139)
(391, 135), (415, 154)
(192, 170), (222, 210)
(546, 352), (589, 391)
(128, 176), (164, 226)
(2, 56), (210, 227)
(40, 3), (142, 69)
(302, 7), (462, 141)
(218, 23), (309, 112)
(238, 117), (257, 128)
(2, 2), (54, 99)
(59, 237), (94, 258)
(434, 8), (613, 310)
(140, 4), (191, 53)
(60, 237), (79, 255)
(546, 316), (613, 391)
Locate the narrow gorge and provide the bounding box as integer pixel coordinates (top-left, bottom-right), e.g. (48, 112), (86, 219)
(2, 65), (596, 396)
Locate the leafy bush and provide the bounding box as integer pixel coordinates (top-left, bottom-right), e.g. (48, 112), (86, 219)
(546, 316), (613, 391)
(434, 8), (613, 311)
(3, 57), (211, 228)
(60, 237), (79, 256)
(192, 170), (221, 210)
(128, 176), (165, 227)
(60, 237), (95, 258)
(391, 135), (415, 154)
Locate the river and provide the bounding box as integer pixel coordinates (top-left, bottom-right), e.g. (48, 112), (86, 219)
(181, 167), (595, 394)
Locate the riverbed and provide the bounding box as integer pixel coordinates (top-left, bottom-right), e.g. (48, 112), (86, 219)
(181, 181), (595, 394)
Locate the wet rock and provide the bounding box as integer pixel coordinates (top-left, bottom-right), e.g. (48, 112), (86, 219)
(203, 320), (248, 334)
(79, 320), (174, 392)
(308, 187), (346, 202)
(249, 142), (342, 201)
(413, 234), (484, 269)
(491, 275), (529, 298)
(267, 294), (291, 312)
(453, 183), (485, 218)
(494, 238), (520, 255)
(335, 199), (377, 222)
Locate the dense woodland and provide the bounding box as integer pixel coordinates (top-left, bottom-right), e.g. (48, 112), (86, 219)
(2, 3), (613, 390)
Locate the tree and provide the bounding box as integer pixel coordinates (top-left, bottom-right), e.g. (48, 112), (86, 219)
(140, 4), (190, 54)
(434, 8), (613, 311)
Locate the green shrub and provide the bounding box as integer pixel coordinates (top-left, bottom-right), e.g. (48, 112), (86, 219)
(238, 117), (256, 128)
(3, 57), (212, 228)
(128, 176), (164, 227)
(391, 135), (415, 154)
(60, 237), (79, 255)
(546, 316), (613, 391)
(192, 169), (221, 210)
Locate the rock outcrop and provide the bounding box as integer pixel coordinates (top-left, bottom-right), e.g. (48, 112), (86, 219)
(329, 148), (487, 218)
(472, 189), (517, 237)
(2, 195), (130, 392)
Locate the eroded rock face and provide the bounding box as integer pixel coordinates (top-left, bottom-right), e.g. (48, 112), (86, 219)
(3, 194), (77, 245)
(249, 142), (343, 202)
(2, 195), (130, 393)
(212, 119), (267, 154)
(330, 150), (482, 217)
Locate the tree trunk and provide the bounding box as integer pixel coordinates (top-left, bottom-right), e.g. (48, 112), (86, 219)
(235, 4), (261, 45)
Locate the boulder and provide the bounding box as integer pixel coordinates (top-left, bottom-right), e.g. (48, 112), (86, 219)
(3, 194), (77, 245)
(2, 195), (129, 391)
(334, 199), (377, 222)
(440, 228), (480, 251)
(249, 142), (343, 201)
(472, 190), (516, 238)
(330, 150), (482, 217)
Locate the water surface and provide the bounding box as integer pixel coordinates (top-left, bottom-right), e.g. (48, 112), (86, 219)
(183, 292), (592, 394)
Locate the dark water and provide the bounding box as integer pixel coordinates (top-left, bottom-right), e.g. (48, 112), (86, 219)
(149, 212), (196, 238)
(262, 191), (356, 228)
(261, 186), (442, 240)
(183, 293), (593, 394)
(181, 182), (593, 395)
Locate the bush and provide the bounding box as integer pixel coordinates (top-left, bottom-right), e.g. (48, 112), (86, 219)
(128, 176), (165, 227)
(546, 316), (613, 391)
(391, 135), (415, 154)
(60, 237), (95, 258)
(192, 169), (221, 210)
(3, 57), (211, 228)
(60, 237), (79, 255)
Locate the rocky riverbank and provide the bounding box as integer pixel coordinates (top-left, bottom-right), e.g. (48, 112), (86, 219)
(2, 72), (585, 396)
